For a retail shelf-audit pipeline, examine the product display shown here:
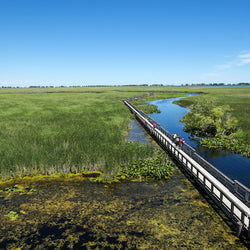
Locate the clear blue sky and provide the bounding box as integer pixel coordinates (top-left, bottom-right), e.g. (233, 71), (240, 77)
(1, 0), (250, 87)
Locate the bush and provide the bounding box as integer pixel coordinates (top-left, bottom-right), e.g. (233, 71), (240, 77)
(120, 150), (174, 180)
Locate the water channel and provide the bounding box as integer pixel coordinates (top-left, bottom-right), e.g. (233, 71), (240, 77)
(148, 95), (250, 188)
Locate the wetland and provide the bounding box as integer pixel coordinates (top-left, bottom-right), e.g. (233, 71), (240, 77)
(0, 173), (248, 249)
(0, 86), (249, 248)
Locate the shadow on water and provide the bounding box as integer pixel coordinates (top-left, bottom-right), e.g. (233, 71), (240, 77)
(0, 175), (249, 249)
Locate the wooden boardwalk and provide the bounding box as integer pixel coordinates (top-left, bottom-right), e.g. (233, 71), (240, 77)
(123, 95), (250, 238)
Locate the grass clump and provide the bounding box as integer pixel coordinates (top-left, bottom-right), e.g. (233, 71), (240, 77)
(120, 150), (174, 180)
(130, 99), (160, 114)
(200, 136), (250, 158)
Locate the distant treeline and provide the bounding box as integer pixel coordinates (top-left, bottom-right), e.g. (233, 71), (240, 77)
(1, 82), (249, 89)
(181, 82), (250, 87)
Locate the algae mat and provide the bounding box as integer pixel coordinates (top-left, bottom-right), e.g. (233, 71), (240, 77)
(0, 170), (248, 249)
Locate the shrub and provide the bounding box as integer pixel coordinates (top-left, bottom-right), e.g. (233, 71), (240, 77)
(120, 150), (174, 180)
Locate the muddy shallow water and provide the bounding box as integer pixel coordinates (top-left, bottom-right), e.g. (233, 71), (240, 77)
(0, 170), (248, 249)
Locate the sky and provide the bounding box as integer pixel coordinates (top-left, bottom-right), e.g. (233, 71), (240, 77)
(0, 0), (250, 87)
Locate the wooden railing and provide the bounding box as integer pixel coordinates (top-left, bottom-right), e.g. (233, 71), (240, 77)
(123, 95), (250, 237)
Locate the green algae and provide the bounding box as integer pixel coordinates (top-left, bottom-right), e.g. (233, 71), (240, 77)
(4, 211), (19, 221)
(2, 184), (36, 197)
(0, 169), (249, 249)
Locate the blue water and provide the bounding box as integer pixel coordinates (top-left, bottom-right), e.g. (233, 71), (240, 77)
(149, 96), (250, 188)
(127, 120), (151, 144)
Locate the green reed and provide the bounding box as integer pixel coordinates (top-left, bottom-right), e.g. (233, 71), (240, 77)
(0, 88), (157, 180)
(1, 86), (248, 180)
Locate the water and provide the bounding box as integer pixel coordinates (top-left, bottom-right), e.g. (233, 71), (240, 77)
(149, 96), (250, 188)
(126, 120), (152, 144)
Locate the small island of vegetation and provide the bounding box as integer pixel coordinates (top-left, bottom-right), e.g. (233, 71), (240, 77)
(174, 87), (250, 157)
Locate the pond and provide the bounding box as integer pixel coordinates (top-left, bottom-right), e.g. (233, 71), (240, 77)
(148, 96), (250, 188)
(126, 120), (152, 144)
(0, 175), (248, 249)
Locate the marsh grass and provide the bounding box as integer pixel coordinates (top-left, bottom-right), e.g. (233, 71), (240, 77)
(0, 88), (158, 180)
(1, 86), (249, 180)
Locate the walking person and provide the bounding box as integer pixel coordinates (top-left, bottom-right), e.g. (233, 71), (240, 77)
(180, 138), (184, 149)
(173, 133), (177, 143)
(175, 135), (180, 147)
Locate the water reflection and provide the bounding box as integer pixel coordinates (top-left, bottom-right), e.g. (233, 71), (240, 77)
(0, 175), (248, 249)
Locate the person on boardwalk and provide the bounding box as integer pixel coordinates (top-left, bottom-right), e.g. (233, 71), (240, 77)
(180, 138), (184, 149)
(175, 135), (180, 147)
(153, 123), (156, 129)
(173, 133), (177, 143)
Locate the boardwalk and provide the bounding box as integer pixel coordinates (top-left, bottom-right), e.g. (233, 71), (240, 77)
(123, 94), (250, 238)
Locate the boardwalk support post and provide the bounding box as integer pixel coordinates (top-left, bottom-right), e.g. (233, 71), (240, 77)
(248, 223), (250, 239)
(236, 221), (243, 237)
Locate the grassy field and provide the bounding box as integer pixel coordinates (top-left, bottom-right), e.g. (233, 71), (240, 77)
(0, 86), (249, 180)
(0, 86), (177, 180)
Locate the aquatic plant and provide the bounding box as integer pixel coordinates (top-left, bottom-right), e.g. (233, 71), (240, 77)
(120, 150), (174, 180)
(201, 137), (250, 158)
(4, 211), (18, 221)
(0, 175), (248, 249)
(0, 86), (248, 180)
(4, 184), (35, 196)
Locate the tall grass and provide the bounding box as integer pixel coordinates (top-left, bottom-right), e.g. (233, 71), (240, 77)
(1, 86), (249, 180)
(0, 89), (155, 180)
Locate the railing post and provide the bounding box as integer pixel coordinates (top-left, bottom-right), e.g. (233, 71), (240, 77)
(245, 193), (249, 204)
(230, 203), (234, 219)
(234, 181), (238, 194)
(220, 192), (223, 206)
(203, 176), (206, 187)
(248, 219), (250, 239)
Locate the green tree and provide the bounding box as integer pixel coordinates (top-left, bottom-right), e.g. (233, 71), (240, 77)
(182, 97), (237, 137)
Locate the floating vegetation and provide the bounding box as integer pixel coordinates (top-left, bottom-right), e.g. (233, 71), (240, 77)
(201, 137), (250, 158)
(4, 211), (19, 221)
(4, 210), (26, 221)
(0, 172), (248, 249)
(2, 184), (36, 197)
